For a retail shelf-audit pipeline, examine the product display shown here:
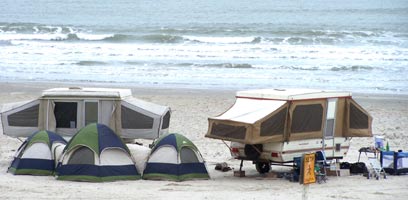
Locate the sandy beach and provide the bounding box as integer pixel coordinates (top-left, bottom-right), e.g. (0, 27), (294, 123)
(0, 82), (407, 200)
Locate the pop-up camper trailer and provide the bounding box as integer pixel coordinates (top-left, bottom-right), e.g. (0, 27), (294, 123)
(206, 89), (372, 173)
(1, 87), (170, 140)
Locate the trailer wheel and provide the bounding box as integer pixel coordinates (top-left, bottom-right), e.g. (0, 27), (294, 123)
(255, 161), (271, 174)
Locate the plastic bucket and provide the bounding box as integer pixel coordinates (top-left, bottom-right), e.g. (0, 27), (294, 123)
(375, 136), (384, 149)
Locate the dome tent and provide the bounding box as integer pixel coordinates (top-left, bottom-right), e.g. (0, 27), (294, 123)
(56, 123), (140, 182)
(143, 133), (209, 181)
(8, 130), (67, 175)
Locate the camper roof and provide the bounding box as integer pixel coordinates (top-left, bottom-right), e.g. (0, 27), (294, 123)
(236, 88), (351, 101)
(41, 87), (132, 99)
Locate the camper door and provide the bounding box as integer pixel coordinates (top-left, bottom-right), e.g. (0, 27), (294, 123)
(54, 100), (102, 136)
(1, 100), (40, 137)
(323, 98), (337, 158)
(53, 101), (83, 137)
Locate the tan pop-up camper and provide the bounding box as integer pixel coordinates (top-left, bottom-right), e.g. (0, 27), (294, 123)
(1, 87), (170, 140)
(206, 89), (372, 173)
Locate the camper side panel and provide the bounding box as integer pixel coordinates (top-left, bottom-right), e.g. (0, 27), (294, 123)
(1, 100), (40, 137)
(344, 99), (372, 137)
(252, 104), (288, 143)
(334, 98), (346, 137)
(120, 101), (162, 139)
(206, 119), (252, 143)
(288, 99), (326, 141)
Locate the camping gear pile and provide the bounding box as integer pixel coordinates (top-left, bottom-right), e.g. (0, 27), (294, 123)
(7, 124), (209, 182)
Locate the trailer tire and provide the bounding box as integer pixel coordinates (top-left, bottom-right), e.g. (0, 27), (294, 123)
(244, 144), (262, 160)
(256, 161), (271, 174)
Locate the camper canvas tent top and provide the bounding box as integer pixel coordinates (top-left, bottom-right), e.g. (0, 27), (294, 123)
(206, 89), (372, 173)
(1, 87), (170, 140)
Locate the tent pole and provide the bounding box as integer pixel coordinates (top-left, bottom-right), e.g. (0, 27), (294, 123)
(46, 100), (49, 130)
(221, 140), (232, 151)
(322, 137), (325, 153)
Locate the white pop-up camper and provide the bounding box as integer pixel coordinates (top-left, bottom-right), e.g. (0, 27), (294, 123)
(206, 89), (372, 173)
(1, 87), (170, 140)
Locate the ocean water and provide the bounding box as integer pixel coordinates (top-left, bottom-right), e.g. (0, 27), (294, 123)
(0, 0), (407, 94)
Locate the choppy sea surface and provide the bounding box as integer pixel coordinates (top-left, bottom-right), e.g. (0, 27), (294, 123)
(0, 0), (407, 94)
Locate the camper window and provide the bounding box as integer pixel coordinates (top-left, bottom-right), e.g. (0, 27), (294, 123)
(211, 123), (247, 140)
(324, 119), (335, 137)
(85, 101), (98, 125)
(291, 104), (323, 133)
(54, 102), (77, 128)
(260, 108), (287, 136)
(161, 111), (171, 129)
(349, 103), (368, 129)
(121, 105), (154, 129)
(8, 104), (39, 127)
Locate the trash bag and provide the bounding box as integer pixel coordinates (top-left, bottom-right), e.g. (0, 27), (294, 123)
(340, 162), (351, 169)
(350, 162), (367, 174)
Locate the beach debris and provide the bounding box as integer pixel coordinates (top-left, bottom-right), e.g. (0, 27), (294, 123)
(215, 162), (232, 172)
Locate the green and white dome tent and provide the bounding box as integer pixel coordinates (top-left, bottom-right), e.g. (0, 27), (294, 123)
(8, 130), (67, 175)
(143, 133), (210, 181)
(56, 123), (140, 182)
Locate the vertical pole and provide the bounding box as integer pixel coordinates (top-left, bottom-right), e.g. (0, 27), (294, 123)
(46, 100), (49, 129)
(239, 160), (243, 172)
(302, 184), (309, 200)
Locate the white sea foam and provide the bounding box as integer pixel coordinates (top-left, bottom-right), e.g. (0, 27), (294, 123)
(0, 33), (68, 41)
(0, 32), (115, 41)
(75, 33), (115, 41)
(183, 36), (256, 44)
(1, 35), (406, 94)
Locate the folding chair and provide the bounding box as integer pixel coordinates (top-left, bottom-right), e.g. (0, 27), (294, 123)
(367, 157), (387, 180)
(315, 151), (329, 183)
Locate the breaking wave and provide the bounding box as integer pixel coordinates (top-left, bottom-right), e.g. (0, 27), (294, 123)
(330, 65), (375, 71)
(75, 61), (109, 66)
(1, 23), (405, 46)
(197, 63), (253, 68)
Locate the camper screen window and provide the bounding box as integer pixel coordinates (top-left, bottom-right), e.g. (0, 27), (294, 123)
(260, 108), (287, 136)
(349, 103), (368, 129)
(161, 111), (170, 129)
(211, 123), (246, 140)
(54, 102), (77, 128)
(121, 106), (154, 129)
(291, 104), (323, 133)
(8, 104), (39, 127)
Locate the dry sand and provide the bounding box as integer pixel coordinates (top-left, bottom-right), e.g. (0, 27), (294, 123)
(0, 82), (407, 200)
